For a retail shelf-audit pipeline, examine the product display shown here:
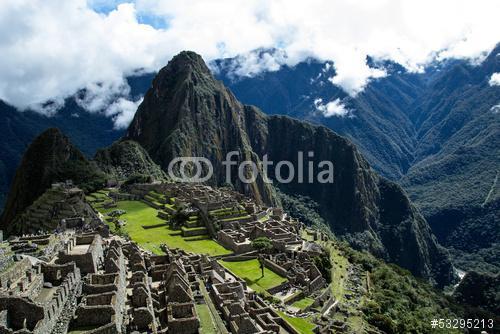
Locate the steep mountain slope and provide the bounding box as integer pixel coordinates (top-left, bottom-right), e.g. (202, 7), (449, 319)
(401, 47), (500, 273)
(0, 73), (154, 211)
(453, 271), (500, 314)
(8, 185), (97, 236)
(0, 100), (121, 210)
(126, 51), (454, 286)
(0, 128), (105, 234)
(215, 46), (500, 273)
(94, 140), (166, 181)
(126, 51), (278, 205)
(1, 46), (496, 276)
(213, 56), (423, 180)
(0, 128), (164, 235)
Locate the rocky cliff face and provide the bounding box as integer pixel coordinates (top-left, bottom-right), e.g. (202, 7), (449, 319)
(126, 51), (278, 205)
(126, 51), (455, 286)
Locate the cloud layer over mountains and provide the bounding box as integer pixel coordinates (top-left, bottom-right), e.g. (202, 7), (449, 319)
(1, 0), (499, 127)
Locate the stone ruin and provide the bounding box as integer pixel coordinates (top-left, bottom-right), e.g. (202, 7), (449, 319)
(10, 182), (99, 236)
(0, 182), (338, 333)
(0, 258), (81, 334)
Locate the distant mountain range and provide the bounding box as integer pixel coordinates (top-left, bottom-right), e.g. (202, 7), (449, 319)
(0, 45), (498, 275)
(0, 51), (455, 287)
(0, 74), (154, 209)
(213, 46), (500, 274)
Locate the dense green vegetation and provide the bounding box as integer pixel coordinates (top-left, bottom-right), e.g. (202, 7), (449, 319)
(251, 237), (273, 253)
(277, 191), (327, 230)
(217, 47), (500, 277)
(123, 173), (154, 185)
(94, 140), (166, 181)
(335, 242), (500, 334)
(58, 160), (106, 193)
(313, 252), (332, 283)
(453, 271), (500, 314)
(0, 128), (106, 233)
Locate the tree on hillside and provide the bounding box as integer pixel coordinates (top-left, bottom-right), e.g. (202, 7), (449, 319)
(251, 237), (273, 277)
(171, 206), (190, 229)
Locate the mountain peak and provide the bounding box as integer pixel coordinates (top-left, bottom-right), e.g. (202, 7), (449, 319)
(169, 50), (207, 68)
(0, 128), (89, 233)
(126, 52), (455, 286)
(158, 50), (213, 81)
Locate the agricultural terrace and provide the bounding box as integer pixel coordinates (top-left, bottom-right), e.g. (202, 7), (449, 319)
(219, 259), (287, 294)
(277, 310), (316, 334)
(89, 192), (231, 256)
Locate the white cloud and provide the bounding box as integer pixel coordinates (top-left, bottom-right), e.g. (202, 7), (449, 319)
(0, 0), (499, 125)
(212, 49), (288, 79)
(489, 72), (500, 86)
(76, 80), (131, 113)
(105, 97), (144, 129)
(314, 98), (350, 117)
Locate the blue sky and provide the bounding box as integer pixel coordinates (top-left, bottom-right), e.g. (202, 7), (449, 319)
(89, 0), (169, 29)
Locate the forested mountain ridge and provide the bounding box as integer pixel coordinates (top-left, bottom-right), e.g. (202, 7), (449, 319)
(214, 45), (500, 273)
(125, 51), (455, 286)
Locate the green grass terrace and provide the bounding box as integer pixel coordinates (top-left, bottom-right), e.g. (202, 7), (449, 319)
(277, 310), (316, 334)
(291, 297), (315, 310)
(92, 198), (231, 256)
(219, 259), (287, 294)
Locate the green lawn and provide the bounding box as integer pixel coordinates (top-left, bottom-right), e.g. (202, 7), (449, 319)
(291, 297), (315, 310)
(96, 200), (231, 256)
(219, 259), (287, 293)
(195, 304), (217, 334)
(277, 311), (315, 334)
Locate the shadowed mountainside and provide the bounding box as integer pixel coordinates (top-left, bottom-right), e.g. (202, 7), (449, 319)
(126, 51), (455, 286)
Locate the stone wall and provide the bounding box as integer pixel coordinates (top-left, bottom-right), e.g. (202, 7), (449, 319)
(0, 260), (80, 334)
(76, 240), (127, 332)
(221, 255), (257, 262)
(0, 258), (31, 290)
(267, 281), (290, 295)
(166, 302), (199, 334)
(40, 262), (76, 285)
(0, 244), (13, 273)
(263, 258), (288, 277)
(0, 296), (45, 332)
(40, 263), (81, 332)
(73, 305), (116, 327)
(87, 323), (120, 334)
(57, 234), (103, 274)
(216, 231), (252, 254)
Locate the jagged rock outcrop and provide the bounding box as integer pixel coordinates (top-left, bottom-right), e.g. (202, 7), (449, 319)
(0, 128), (103, 234)
(126, 51), (277, 205)
(94, 140), (166, 181)
(126, 51), (455, 286)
